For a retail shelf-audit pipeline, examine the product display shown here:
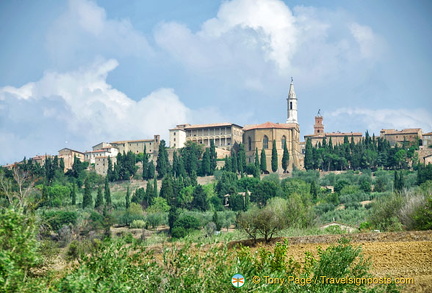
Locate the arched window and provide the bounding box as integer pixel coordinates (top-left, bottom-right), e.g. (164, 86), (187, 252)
(248, 137), (252, 151)
(290, 102), (293, 110)
(263, 135), (269, 149)
(281, 135), (286, 148)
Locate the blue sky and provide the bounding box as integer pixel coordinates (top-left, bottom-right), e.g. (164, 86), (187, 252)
(1, 0), (431, 164)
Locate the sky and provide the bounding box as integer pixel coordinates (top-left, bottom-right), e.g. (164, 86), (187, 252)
(0, 0), (431, 165)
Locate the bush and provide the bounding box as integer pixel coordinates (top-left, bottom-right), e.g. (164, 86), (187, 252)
(130, 220), (146, 229)
(0, 208), (40, 292)
(171, 226), (187, 239)
(42, 210), (78, 232)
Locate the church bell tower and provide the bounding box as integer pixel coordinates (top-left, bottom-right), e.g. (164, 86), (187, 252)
(286, 77), (298, 124)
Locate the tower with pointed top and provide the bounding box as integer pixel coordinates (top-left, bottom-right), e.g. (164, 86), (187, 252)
(286, 77), (298, 124)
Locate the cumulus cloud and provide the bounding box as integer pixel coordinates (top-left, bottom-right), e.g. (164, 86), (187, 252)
(0, 59), (192, 164)
(46, 0), (152, 69)
(327, 108), (432, 135)
(155, 0), (383, 89)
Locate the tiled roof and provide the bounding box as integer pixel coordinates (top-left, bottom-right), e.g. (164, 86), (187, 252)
(184, 122), (243, 129)
(325, 132), (363, 137)
(380, 128), (422, 135)
(58, 148), (84, 154)
(111, 139), (154, 144)
(243, 122), (298, 131)
(422, 132), (432, 136)
(304, 132), (362, 138)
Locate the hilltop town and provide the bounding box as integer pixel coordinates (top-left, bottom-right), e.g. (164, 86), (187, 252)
(5, 80), (432, 174)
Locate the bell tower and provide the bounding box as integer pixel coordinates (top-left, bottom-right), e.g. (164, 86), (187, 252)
(314, 110), (324, 136)
(286, 77), (298, 124)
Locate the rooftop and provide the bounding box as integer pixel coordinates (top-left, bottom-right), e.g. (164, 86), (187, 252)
(243, 121), (298, 131)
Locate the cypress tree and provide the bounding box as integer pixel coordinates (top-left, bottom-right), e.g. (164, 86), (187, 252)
(232, 152), (238, 174)
(238, 144), (246, 174)
(254, 148), (260, 168)
(224, 155), (232, 172)
(125, 186), (130, 209)
(153, 176), (158, 198)
(304, 139), (314, 170)
(210, 140), (217, 173)
(282, 140), (289, 173)
(82, 179), (93, 209)
(147, 161), (155, 179)
(142, 146), (149, 180)
(104, 177), (112, 207)
(260, 148), (267, 173)
(145, 180), (154, 206)
(271, 140), (278, 172)
(71, 182), (76, 206)
(95, 186), (104, 209)
(191, 184), (209, 211)
(156, 140), (170, 179)
(107, 157), (113, 181)
(213, 211), (222, 231)
(172, 151), (179, 177)
(201, 148), (211, 176)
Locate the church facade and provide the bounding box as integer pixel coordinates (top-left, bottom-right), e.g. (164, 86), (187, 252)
(242, 80), (302, 172)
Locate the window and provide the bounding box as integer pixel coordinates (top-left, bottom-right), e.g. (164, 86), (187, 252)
(248, 137), (252, 151)
(263, 135), (269, 149)
(281, 136), (286, 148)
(290, 102), (293, 110)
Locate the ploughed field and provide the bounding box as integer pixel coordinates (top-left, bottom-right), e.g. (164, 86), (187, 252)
(256, 231), (432, 293)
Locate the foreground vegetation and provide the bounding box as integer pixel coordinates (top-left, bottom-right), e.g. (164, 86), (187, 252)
(1, 137), (432, 292)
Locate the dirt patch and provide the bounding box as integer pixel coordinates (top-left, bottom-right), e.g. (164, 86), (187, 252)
(228, 231), (432, 293)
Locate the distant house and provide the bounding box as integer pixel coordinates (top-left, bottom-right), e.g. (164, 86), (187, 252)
(58, 148), (85, 171)
(422, 132), (432, 148)
(380, 128), (422, 147)
(319, 221), (357, 233)
(169, 123), (243, 150)
(110, 135), (160, 156)
(304, 115), (363, 147)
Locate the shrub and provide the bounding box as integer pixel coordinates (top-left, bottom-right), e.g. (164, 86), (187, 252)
(42, 210), (78, 232)
(0, 208), (40, 292)
(130, 220), (146, 229)
(171, 226), (187, 239)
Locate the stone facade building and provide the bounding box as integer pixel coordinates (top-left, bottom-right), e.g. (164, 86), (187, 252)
(243, 122), (302, 172)
(58, 148), (85, 171)
(169, 123), (243, 150)
(110, 135), (160, 156)
(304, 115), (363, 146)
(380, 129), (422, 147)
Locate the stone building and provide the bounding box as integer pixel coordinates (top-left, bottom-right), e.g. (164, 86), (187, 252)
(84, 145), (118, 165)
(304, 115), (362, 146)
(422, 132), (432, 148)
(169, 123), (243, 150)
(380, 128), (422, 147)
(242, 79), (302, 172)
(243, 122), (302, 172)
(58, 148), (85, 171)
(110, 135), (160, 156)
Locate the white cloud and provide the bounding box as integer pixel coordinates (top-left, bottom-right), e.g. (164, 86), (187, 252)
(154, 0), (383, 92)
(0, 59), (194, 164)
(328, 108), (432, 135)
(46, 0), (152, 68)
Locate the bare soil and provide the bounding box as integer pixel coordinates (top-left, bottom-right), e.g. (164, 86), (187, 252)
(229, 230), (432, 293)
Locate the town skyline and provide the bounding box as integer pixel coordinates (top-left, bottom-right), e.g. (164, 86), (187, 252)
(1, 0), (431, 165)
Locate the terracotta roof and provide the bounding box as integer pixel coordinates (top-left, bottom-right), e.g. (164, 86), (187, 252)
(85, 150), (106, 154)
(325, 132), (362, 137)
(380, 128), (422, 135)
(111, 139), (154, 144)
(243, 122), (298, 131)
(58, 148), (84, 154)
(422, 132), (432, 136)
(184, 122), (243, 129)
